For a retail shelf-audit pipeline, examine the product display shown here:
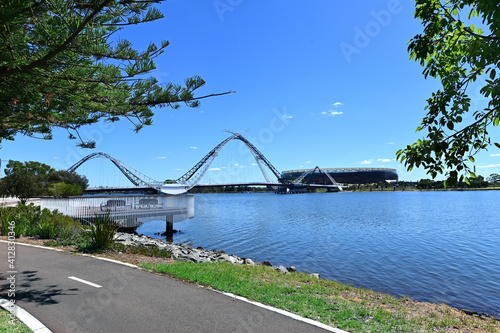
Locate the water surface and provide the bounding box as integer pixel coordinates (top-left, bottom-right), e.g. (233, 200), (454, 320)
(137, 191), (500, 317)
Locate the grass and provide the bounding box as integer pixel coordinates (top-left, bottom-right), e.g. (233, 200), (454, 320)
(44, 236), (173, 258)
(111, 243), (172, 258)
(0, 309), (31, 333)
(141, 261), (500, 333)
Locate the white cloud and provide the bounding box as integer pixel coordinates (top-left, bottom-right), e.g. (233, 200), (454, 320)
(490, 153), (500, 157)
(53, 157), (60, 160)
(190, 146), (198, 149)
(377, 158), (391, 163)
(386, 142), (394, 145)
(476, 164), (500, 169)
(361, 160), (373, 164)
(208, 167), (221, 171)
(174, 168), (184, 171)
(322, 110), (343, 116)
(281, 115), (293, 120)
(251, 163), (258, 166)
(156, 156), (167, 159)
(332, 102), (343, 107)
(306, 161), (311, 164)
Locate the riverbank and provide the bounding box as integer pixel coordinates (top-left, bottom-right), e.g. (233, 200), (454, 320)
(3, 233), (499, 333)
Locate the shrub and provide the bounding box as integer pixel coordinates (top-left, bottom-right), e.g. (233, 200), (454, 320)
(36, 220), (57, 239)
(0, 210), (13, 235)
(84, 213), (117, 252)
(0, 205), (82, 240)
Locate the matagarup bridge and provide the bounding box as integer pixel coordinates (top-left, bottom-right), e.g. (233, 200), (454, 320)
(40, 132), (343, 233)
(65, 131), (345, 195)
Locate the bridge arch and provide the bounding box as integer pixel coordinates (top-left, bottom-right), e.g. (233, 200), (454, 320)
(176, 132), (287, 189)
(67, 133), (290, 193)
(67, 152), (162, 188)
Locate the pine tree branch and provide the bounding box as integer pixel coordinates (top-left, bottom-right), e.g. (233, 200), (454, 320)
(0, 0), (114, 78)
(133, 91), (236, 106)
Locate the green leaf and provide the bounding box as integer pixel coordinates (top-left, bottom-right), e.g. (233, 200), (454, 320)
(490, 69), (496, 80)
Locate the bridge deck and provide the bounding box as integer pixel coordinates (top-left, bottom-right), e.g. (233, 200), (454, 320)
(41, 195), (195, 229)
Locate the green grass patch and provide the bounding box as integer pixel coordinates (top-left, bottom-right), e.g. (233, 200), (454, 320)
(44, 235), (173, 258)
(111, 243), (172, 258)
(141, 261), (500, 332)
(0, 308), (31, 333)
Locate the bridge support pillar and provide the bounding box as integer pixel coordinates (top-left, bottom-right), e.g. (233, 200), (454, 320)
(165, 220), (174, 237)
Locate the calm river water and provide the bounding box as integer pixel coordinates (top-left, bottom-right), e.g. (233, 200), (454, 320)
(137, 190), (500, 317)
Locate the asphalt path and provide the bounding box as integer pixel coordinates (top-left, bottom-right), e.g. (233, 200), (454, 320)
(0, 242), (341, 333)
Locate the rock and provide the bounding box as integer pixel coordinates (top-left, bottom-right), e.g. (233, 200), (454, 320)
(184, 253), (203, 263)
(275, 265), (289, 274)
(310, 273), (320, 279)
(161, 229), (179, 236)
(223, 256), (237, 264)
(233, 257), (244, 265)
(461, 309), (479, 316)
(244, 258), (255, 266)
(171, 250), (182, 259)
(112, 232), (292, 271)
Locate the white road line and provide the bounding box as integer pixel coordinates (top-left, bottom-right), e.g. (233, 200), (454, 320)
(68, 276), (102, 288)
(218, 291), (349, 333)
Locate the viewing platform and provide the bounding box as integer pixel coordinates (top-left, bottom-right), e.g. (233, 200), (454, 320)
(41, 194), (194, 233)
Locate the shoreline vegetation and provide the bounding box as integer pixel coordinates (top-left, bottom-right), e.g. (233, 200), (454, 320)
(1, 212), (500, 332)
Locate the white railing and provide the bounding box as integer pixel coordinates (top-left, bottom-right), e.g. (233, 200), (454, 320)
(40, 195), (194, 229)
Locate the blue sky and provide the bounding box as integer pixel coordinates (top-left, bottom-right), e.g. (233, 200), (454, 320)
(1, 0), (499, 186)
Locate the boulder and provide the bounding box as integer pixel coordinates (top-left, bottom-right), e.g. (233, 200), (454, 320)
(244, 258), (255, 266)
(275, 265), (289, 275)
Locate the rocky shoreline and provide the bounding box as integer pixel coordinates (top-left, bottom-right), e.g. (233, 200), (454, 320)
(113, 232), (305, 276)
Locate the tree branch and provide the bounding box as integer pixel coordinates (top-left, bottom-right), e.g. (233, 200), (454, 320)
(132, 90), (236, 106)
(443, 105), (499, 142)
(0, 0), (114, 78)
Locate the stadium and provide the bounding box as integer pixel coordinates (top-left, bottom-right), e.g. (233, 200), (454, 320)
(281, 167), (398, 184)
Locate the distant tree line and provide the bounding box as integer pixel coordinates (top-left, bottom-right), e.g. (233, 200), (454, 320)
(347, 174), (500, 192)
(0, 160), (88, 203)
(416, 176), (490, 189)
